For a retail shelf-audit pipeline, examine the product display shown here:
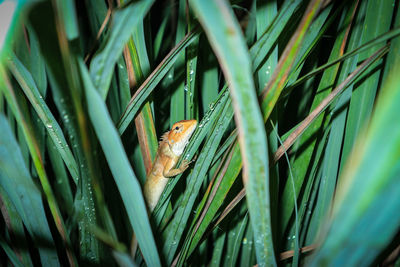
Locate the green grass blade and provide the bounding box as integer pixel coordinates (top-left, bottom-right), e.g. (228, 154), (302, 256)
(0, 114), (59, 266)
(173, 1), (323, 259)
(78, 59), (161, 267)
(153, 89), (230, 217)
(198, 38), (219, 114)
(289, 26), (400, 90)
(240, 220), (255, 267)
(7, 53), (79, 184)
(250, 0), (302, 71)
(286, 3), (334, 86)
(170, 0), (188, 124)
(108, 75), (123, 122)
(26, 25), (46, 96)
(309, 51), (400, 267)
(280, 1), (358, 237)
(0, 235), (25, 267)
(131, 19), (151, 76)
(214, 39), (388, 266)
(153, 9), (170, 60)
(190, 0), (275, 265)
(47, 137), (74, 215)
(1, 63), (78, 265)
(382, 5), (400, 82)
(255, 1), (279, 249)
(209, 229), (226, 267)
(132, 107), (158, 174)
(117, 56), (131, 110)
(84, 0), (108, 41)
(163, 95), (233, 264)
(183, 142), (241, 258)
(121, 7), (158, 175)
(278, 45), (389, 251)
(303, 0), (367, 244)
(210, 4), (334, 238)
(255, 0), (278, 94)
(260, 0), (324, 121)
(225, 211), (248, 267)
(0, 186), (34, 267)
(340, 0), (394, 169)
(89, 0), (154, 99)
(185, 34), (199, 119)
(3, 0), (400, 265)
(56, 0), (79, 40)
(113, 251), (138, 267)
(117, 29), (199, 134)
(30, 2), (102, 260)
(185, 8), (199, 120)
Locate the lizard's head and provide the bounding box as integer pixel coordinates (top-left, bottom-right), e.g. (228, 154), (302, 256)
(167, 119), (197, 156)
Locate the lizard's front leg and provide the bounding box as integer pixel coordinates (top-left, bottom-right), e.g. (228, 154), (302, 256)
(163, 160), (191, 177)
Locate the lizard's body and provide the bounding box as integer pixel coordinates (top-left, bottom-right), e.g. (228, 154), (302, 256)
(144, 119), (197, 212)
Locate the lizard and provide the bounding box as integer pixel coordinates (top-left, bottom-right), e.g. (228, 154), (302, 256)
(143, 119), (197, 212)
(130, 119), (197, 256)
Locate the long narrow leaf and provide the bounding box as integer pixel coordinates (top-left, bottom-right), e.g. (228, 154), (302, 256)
(163, 94), (233, 264)
(79, 59), (161, 267)
(0, 114), (59, 266)
(309, 52), (400, 267)
(0, 64), (76, 265)
(118, 29), (199, 134)
(7, 53), (79, 184)
(89, 0), (154, 98)
(190, 0), (275, 265)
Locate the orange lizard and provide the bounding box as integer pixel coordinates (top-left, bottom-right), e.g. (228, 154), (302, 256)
(144, 119), (197, 212)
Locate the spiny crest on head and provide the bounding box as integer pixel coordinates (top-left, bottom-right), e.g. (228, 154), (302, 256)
(160, 131), (170, 144)
(158, 120), (197, 148)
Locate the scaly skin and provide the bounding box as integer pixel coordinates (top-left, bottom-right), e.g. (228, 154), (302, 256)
(144, 119), (197, 212)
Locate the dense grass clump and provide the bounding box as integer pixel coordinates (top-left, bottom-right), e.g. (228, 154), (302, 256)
(0, 0), (399, 266)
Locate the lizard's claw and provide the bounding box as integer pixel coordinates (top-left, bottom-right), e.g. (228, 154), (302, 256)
(180, 154), (197, 171)
(179, 160), (190, 171)
(190, 154), (198, 163)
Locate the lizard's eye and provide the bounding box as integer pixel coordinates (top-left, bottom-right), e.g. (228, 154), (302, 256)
(175, 126), (180, 130)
